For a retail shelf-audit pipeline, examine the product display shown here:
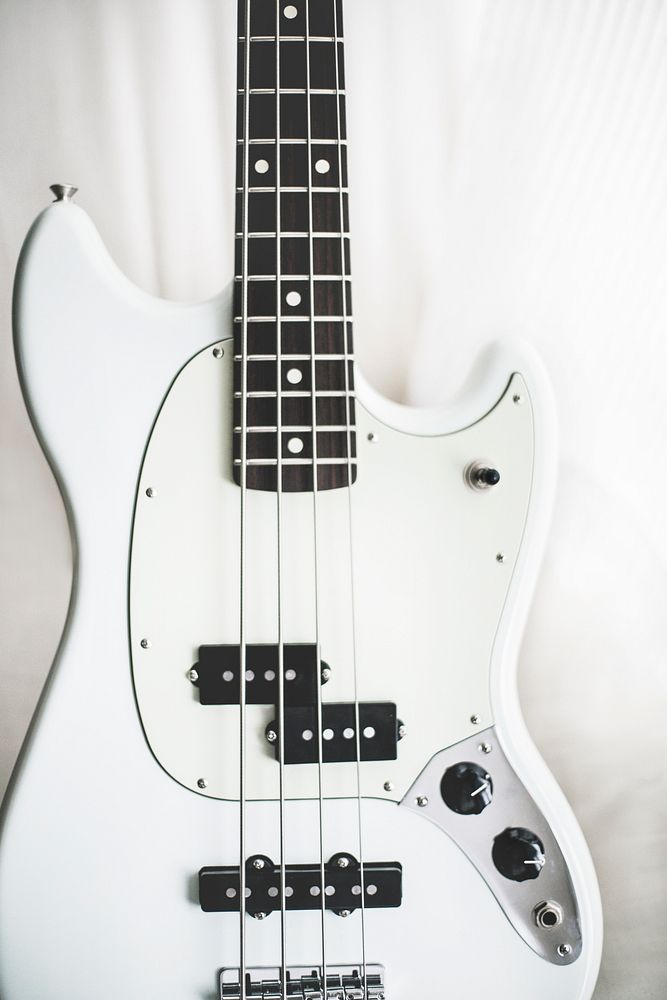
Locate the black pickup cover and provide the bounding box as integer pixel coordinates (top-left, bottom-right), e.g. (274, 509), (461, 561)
(268, 702), (398, 764)
(195, 644), (320, 706)
(200, 853), (402, 915)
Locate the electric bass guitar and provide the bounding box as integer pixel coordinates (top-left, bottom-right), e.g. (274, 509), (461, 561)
(0, 2), (602, 997)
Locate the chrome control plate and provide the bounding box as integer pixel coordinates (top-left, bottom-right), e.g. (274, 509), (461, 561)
(401, 727), (582, 964)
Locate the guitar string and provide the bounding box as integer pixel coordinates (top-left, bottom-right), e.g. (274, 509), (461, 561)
(304, 1), (329, 992)
(333, 2), (368, 992)
(239, 0), (251, 995)
(274, 3), (289, 996)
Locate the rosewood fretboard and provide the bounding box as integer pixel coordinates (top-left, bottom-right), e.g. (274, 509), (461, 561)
(233, 0), (356, 492)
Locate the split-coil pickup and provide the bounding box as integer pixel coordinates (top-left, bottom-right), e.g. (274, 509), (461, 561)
(193, 643), (326, 706)
(266, 703), (401, 764)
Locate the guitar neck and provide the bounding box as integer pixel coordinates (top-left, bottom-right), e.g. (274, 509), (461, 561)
(233, 0), (356, 493)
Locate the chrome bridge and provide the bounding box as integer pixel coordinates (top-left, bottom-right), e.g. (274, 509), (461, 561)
(220, 965), (385, 1000)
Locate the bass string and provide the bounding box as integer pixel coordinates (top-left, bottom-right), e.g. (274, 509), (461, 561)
(239, 1), (251, 997)
(304, 0), (329, 993)
(333, 0), (368, 992)
(274, 0), (288, 996)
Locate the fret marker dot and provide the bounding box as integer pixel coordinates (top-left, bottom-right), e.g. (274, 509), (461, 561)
(286, 290), (301, 307)
(287, 437), (304, 454)
(315, 159), (330, 175)
(286, 367), (303, 385)
(284, 4), (298, 18)
(254, 159), (270, 175)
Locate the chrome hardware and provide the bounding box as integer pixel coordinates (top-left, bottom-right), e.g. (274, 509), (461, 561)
(416, 795), (429, 807)
(49, 183), (78, 202)
(465, 461), (501, 491)
(558, 943), (573, 958)
(534, 900), (564, 929)
(383, 781), (394, 792)
(140, 638), (151, 649)
(188, 668), (199, 683)
(197, 778), (208, 789)
(478, 742), (492, 754)
(495, 553), (505, 563)
(146, 487), (157, 498)
(470, 714), (480, 725)
(212, 346), (225, 358)
(220, 965), (385, 1000)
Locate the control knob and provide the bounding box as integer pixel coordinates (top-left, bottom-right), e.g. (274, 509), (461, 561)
(440, 762), (493, 815)
(492, 827), (546, 882)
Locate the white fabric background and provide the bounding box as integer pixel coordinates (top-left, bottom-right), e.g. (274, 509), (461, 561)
(1, 1), (667, 996)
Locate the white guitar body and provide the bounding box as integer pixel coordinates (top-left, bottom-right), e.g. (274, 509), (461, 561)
(0, 200), (602, 999)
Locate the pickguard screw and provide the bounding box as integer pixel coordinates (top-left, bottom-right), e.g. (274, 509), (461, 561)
(145, 487), (156, 498)
(383, 781), (394, 792)
(416, 795), (429, 807)
(479, 742), (492, 754)
(367, 432), (378, 443)
(513, 394), (523, 404)
(336, 856), (350, 869)
(496, 553), (505, 563)
(266, 729), (277, 743)
(252, 858), (265, 870)
(321, 666), (331, 683)
(197, 778), (208, 789)
(338, 909), (351, 918)
(140, 638), (151, 649)
(397, 723), (406, 739)
(254, 912), (267, 920)
(188, 668), (199, 683)
(470, 714), (480, 725)
(557, 943), (572, 957)
(212, 346), (224, 358)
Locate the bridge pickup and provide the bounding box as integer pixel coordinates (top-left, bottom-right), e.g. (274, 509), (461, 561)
(267, 703), (399, 764)
(199, 853), (402, 916)
(194, 644), (323, 706)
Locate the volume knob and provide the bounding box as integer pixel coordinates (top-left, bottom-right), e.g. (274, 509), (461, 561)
(492, 827), (545, 882)
(440, 762), (493, 815)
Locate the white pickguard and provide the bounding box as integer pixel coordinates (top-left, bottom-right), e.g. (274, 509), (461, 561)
(0, 201), (603, 1000)
(129, 343), (533, 802)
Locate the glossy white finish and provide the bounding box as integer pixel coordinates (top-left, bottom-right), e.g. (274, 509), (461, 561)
(0, 201), (602, 999)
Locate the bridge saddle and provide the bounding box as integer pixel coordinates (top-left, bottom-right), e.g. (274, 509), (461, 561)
(220, 965), (385, 1000)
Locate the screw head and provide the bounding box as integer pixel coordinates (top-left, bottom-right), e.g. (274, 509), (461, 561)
(336, 856), (350, 869)
(188, 668), (199, 683)
(212, 346), (224, 358)
(254, 911), (267, 920)
(557, 943), (572, 957)
(513, 393), (523, 405)
(338, 909), (351, 918)
(397, 724), (406, 739)
(496, 552), (505, 563)
(383, 781), (394, 792)
(252, 858), (265, 870)
(266, 729), (277, 744)
(416, 795), (429, 808)
(145, 487), (156, 498)
(140, 638), (151, 649)
(367, 432), (378, 443)
(470, 714), (480, 725)
(479, 742), (493, 754)
(321, 666), (331, 683)
(197, 778), (208, 789)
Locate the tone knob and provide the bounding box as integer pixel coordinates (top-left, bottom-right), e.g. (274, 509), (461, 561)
(492, 827), (546, 882)
(440, 762), (493, 815)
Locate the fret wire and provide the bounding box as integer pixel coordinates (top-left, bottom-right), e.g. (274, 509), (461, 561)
(234, 316), (352, 323)
(238, 138), (347, 145)
(239, 187), (349, 194)
(236, 354), (353, 361)
(235, 275), (350, 281)
(235, 458), (358, 466)
(235, 425), (354, 433)
(239, 89), (345, 96)
(239, 35), (339, 42)
(236, 390), (354, 398)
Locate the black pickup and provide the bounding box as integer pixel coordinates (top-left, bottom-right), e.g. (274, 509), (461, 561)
(199, 853), (402, 917)
(194, 644), (322, 706)
(266, 703), (400, 764)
